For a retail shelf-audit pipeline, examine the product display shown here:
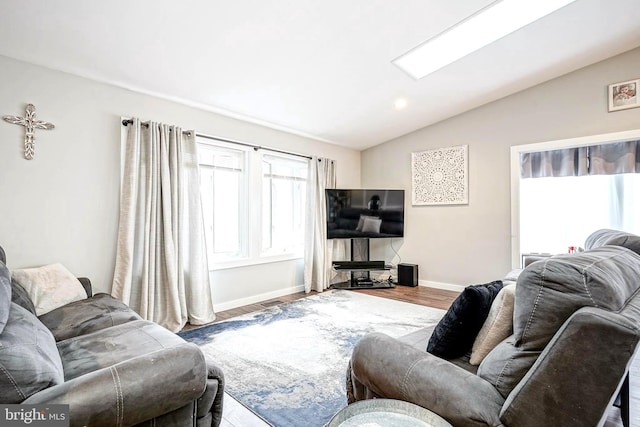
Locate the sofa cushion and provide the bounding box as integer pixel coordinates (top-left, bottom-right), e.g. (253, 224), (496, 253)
(11, 263), (87, 315)
(0, 302), (64, 403)
(477, 246), (640, 397)
(584, 229), (640, 256)
(427, 280), (503, 359)
(57, 320), (188, 380)
(39, 293), (143, 341)
(470, 284), (515, 365)
(0, 261), (11, 334)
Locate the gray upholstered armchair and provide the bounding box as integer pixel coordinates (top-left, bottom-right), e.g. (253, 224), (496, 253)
(347, 229), (640, 427)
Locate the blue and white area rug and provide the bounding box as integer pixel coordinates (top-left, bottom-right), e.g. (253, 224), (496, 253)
(179, 290), (445, 427)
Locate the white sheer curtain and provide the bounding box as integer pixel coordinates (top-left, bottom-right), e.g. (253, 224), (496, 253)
(303, 157), (346, 292)
(112, 118), (215, 332)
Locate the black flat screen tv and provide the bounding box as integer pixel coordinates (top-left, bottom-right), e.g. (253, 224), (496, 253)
(326, 189), (405, 239)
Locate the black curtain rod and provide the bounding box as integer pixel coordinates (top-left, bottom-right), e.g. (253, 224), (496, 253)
(122, 119), (313, 160)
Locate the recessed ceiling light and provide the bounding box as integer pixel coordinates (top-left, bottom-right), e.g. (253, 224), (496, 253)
(394, 98), (408, 110)
(392, 0), (577, 80)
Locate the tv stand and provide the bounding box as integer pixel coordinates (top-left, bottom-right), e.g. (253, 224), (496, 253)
(331, 238), (395, 290)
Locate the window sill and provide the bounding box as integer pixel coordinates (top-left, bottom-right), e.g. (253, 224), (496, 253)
(209, 253), (303, 271)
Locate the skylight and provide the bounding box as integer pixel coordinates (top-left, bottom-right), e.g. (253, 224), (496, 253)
(392, 0), (577, 80)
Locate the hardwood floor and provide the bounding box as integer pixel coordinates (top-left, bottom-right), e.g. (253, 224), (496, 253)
(209, 285), (458, 324)
(190, 285), (636, 427)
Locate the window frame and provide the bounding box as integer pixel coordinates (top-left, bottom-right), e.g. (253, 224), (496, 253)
(260, 152), (309, 257)
(197, 137), (309, 271)
(197, 140), (250, 267)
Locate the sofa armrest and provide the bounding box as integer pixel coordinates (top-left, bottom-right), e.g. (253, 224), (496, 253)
(76, 277), (92, 297)
(500, 307), (640, 427)
(24, 343), (207, 427)
(349, 332), (504, 427)
(196, 355), (226, 427)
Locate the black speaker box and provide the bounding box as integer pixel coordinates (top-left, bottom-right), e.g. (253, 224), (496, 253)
(397, 263), (418, 287)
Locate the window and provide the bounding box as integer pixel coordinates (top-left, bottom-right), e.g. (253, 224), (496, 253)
(519, 174), (640, 254)
(262, 154), (308, 256)
(198, 144), (247, 263)
(511, 131), (640, 263)
(197, 138), (308, 268)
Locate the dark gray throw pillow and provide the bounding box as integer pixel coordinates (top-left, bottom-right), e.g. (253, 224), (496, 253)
(427, 280), (503, 359)
(0, 302), (64, 403)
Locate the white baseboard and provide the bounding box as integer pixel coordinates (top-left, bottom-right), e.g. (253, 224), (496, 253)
(213, 284), (306, 313)
(419, 280), (464, 293)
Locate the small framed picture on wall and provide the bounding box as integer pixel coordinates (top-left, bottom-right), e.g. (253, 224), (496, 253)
(608, 79), (639, 112)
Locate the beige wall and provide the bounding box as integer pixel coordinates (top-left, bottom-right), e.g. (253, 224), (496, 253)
(0, 55), (360, 309)
(362, 47), (640, 289)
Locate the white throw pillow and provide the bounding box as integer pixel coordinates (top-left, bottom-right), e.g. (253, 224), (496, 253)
(503, 268), (523, 286)
(361, 217), (382, 233)
(470, 284), (516, 365)
(356, 215), (379, 232)
(11, 263), (87, 316)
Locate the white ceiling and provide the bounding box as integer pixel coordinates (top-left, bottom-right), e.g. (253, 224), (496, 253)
(0, 0), (639, 150)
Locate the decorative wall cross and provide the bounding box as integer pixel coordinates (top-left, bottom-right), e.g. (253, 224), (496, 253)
(2, 104), (55, 160)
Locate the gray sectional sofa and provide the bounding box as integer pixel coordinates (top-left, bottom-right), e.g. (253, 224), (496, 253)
(347, 229), (640, 427)
(0, 245), (224, 427)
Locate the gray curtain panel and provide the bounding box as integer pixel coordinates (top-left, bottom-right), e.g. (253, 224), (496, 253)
(521, 140), (640, 178)
(589, 140), (640, 175)
(520, 147), (588, 178)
